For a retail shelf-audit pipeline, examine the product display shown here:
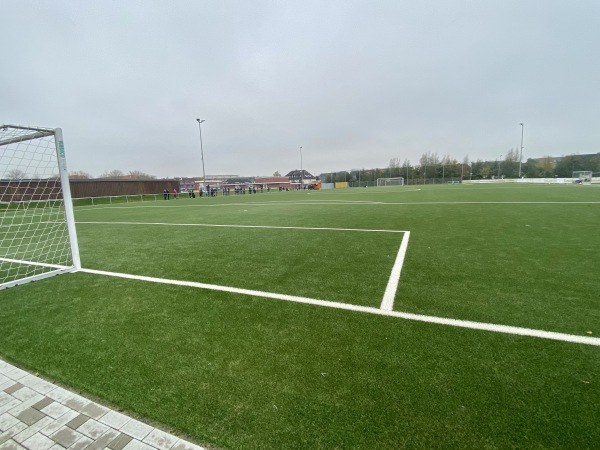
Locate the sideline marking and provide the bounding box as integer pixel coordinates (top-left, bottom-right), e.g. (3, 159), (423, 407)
(380, 231), (410, 311)
(74, 199), (600, 213)
(77, 221), (407, 233)
(78, 267), (600, 347)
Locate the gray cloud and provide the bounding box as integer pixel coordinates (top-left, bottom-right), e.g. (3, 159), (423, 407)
(2, 0), (599, 178)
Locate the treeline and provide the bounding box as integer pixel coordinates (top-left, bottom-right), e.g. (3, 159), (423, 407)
(69, 169), (156, 179)
(323, 150), (600, 183)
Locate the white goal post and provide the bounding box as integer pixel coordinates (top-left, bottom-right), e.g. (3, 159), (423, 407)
(0, 125), (80, 290)
(377, 177), (405, 187)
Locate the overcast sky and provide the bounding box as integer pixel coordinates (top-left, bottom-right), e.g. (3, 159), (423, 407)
(2, 1), (599, 178)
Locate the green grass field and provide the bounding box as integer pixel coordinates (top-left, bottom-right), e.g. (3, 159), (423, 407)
(1, 184), (599, 449)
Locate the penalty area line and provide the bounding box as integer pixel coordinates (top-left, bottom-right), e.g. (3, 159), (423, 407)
(380, 231), (410, 311)
(79, 267), (600, 347)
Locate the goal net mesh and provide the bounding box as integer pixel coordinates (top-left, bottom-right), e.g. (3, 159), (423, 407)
(377, 177), (405, 187)
(0, 125), (78, 289)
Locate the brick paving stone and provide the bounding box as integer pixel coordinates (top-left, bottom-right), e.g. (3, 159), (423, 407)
(81, 402), (109, 420)
(0, 422), (27, 446)
(99, 410), (130, 430)
(0, 397), (12, 411)
(120, 420), (153, 441)
(122, 439), (155, 450)
(12, 416), (53, 444)
(50, 426), (85, 448)
(0, 382), (14, 393)
(11, 387), (38, 403)
(142, 428), (179, 450)
(0, 378), (9, 388)
(170, 440), (205, 450)
(19, 375), (56, 396)
(6, 393), (44, 416)
(41, 402), (71, 420)
(31, 382), (56, 396)
(48, 445), (65, 450)
(2, 385), (22, 396)
(21, 432), (55, 450)
(0, 414), (19, 433)
(14, 408), (46, 426)
(4, 370), (27, 382)
(0, 400), (20, 417)
(68, 435), (93, 450)
(0, 439), (26, 450)
(45, 387), (74, 404)
(65, 414), (89, 430)
(32, 397), (54, 411)
(39, 409), (79, 437)
(63, 396), (90, 413)
(107, 432), (133, 450)
(77, 419), (110, 440)
(17, 375), (41, 390)
(81, 428), (120, 450)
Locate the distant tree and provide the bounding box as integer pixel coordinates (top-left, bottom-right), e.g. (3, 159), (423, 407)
(505, 148), (520, 161)
(128, 170), (155, 179)
(273, 171), (281, 177)
(69, 170), (91, 179)
(389, 157), (401, 168)
(479, 164), (492, 179)
(524, 158), (541, 178)
(536, 156), (555, 177)
(501, 150), (520, 178)
(99, 169), (124, 178)
(5, 169), (27, 179)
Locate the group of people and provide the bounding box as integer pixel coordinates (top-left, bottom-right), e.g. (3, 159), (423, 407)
(163, 185), (287, 199)
(163, 189), (178, 200)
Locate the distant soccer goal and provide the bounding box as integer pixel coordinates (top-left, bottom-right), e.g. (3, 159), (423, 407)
(572, 171), (592, 185)
(377, 177), (405, 187)
(0, 125), (80, 290)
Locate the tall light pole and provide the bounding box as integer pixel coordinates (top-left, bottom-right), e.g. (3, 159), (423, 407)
(299, 146), (303, 189)
(498, 154), (502, 178)
(519, 122), (524, 178)
(196, 119), (206, 193)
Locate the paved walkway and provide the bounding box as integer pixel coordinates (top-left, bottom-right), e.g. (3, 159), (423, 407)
(0, 359), (204, 450)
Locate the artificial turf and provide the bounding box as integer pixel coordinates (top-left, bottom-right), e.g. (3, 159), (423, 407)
(0, 183), (599, 449)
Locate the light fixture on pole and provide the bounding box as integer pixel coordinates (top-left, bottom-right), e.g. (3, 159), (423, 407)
(519, 123), (524, 178)
(196, 119), (206, 193)
(299, 146), (303, 189)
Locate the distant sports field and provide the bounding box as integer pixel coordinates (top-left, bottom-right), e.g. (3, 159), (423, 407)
(1, 183), (599, 449)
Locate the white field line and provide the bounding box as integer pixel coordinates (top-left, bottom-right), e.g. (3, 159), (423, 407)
(380, 231), (410, 311)
(78, 268), (600, 347)
(0, 257), (70, 270)
(74, 200), (600, 213)
(76, 221), (408, 233)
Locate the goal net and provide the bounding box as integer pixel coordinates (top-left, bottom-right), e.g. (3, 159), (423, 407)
(0, 125), (80, 290)
(572, 171), (592, 185)
(377, 177), (405, 187)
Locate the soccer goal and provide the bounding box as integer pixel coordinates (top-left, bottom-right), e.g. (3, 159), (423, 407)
(572, 171), (592, 185)
(377, 177), (405, 187)
(0, 125), (80, 290)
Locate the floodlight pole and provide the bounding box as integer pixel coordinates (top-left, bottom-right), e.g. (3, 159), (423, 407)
(498, 154), (502, 178)
(519, 123), (524, 178)
(196, 119), (206, 193)
(299, 146), (303, 189)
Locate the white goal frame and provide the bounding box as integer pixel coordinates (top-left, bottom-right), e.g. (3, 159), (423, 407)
(377, 177), (405, 187)
(572, 171), (592, 185)
(0, 125), (80, 290)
